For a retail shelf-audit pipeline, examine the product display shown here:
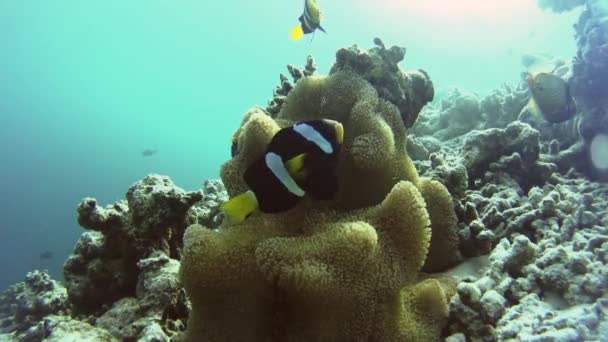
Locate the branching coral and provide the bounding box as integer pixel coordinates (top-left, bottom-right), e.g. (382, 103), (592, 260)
(266, 55), (317, 117)
(180, 58), (459, 340)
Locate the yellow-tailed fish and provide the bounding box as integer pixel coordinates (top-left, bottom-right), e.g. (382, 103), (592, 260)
(290, 0), (326, 41)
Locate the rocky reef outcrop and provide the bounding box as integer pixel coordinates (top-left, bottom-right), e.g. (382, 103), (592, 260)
(0, 271), (68, 334)
(536, 0), (608, 180)
(406, 38), (608, 341)
(447, 173), (608, 340)
(1, 175), (228, 341)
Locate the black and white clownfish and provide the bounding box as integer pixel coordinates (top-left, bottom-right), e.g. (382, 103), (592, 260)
(222, 119), (344, 223)
(290, 0), (326, 41)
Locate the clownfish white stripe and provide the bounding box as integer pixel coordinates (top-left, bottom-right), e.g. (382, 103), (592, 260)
(293, 123), (333, 154)
(265, 152), (306, 197)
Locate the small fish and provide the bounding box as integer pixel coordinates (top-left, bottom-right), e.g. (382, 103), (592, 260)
(142, 149), (158, 157)
(290, 0), (326, 41)
(39, 250), (53, 260)
(223, 119), (344, 223)
(527, 71), (576, 124)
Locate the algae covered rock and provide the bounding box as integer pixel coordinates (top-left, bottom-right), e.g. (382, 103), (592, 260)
(180, 61), (459, 340)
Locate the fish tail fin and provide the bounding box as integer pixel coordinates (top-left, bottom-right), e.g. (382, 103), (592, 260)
(290, 24), (305, 41)
(222, 190), (258, 224)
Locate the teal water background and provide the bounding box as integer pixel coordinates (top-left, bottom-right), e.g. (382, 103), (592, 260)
(0, 1), (580, 289)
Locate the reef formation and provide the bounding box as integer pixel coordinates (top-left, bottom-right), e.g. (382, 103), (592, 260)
(535, 0), (608, 181)
(408, 51), (608, 339)
(1, 35), (607, 342)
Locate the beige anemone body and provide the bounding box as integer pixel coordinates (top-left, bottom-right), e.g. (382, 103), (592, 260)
(179, 71), (460, 341)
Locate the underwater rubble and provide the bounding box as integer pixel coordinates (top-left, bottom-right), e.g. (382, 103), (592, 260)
(1, 38), (607, 341)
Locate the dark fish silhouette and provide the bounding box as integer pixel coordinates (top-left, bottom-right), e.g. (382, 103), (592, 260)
(142, 149), (158, 157)
(40, 250), (53, 260)
(222, 119), (343, 223)
(290, 0), (326, 41)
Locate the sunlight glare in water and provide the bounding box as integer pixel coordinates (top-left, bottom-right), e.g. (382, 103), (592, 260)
(356, 0), (545, 51)
(379, 0), (534, 21)
(590, 134), (608, 171)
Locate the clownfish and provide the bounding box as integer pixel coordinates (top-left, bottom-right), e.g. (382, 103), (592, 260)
(290, 0), (326, 41)
(223, 119), (344, 223)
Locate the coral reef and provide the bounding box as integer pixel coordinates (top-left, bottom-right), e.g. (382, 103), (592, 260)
(181, 42), (459, 341)
(410, 119), (608, 340)
(0, 271), (68, 334)
(537, 0), (608, 179)
(461, 121), (557, 191)
(187, 179), (228, 229)
(266, 55), (317, 117)
(329, 38), (434, 128)
(64, 174), (201, 314)
(2, 35), (608, 342)
(411, 84), (529, 141)
(1, 175), (230, 341)
(572, 0), (608, 146)
(412, 89), (484, 141)
(407, 42), (607, 340)
(446, 174), (608, 341)
(17, 315), (117, 341)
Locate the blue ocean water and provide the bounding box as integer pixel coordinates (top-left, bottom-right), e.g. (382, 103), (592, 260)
(0, 1), (581, 290)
